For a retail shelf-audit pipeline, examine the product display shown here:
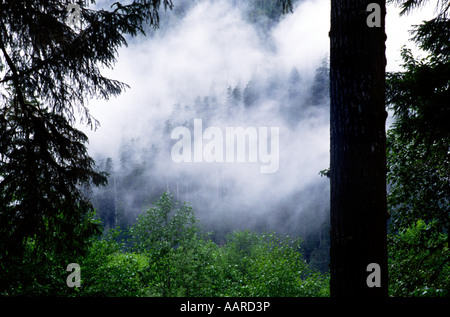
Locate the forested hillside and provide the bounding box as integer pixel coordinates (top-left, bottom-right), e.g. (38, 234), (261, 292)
(0, 0), (447, 298)
(90, 59), (331, 272)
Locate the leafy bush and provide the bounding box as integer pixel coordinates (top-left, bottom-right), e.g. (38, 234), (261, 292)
(214, 231), (329, 297)
(78, 229), (148, 297)
(388, 219), (449, 297)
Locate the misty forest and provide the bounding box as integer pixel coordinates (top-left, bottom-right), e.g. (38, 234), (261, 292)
(0, 0), (449, 297)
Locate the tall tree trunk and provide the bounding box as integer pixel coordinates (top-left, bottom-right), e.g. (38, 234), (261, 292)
(329, 0), (388, 296)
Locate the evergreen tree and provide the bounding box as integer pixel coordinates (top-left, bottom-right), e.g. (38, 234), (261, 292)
(0, 0), (173, 294)
(243, 80), (257, 107)
(308, 57), (329, 106)
(226, 84), (242, 110)
(282, 67), (304, 125)
(92, 157), (117, 229)
(287, 67), (301, 100)
(232, 84), (242, 104)
(386, 0), (449, 296)
(226, 85), (233, 103)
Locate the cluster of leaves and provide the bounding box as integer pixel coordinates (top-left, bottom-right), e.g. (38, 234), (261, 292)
(74, 193), (329, 297)
(77, 229), (149, 297)
(388, 219), (449, 297)
(216, 231), (329, 297)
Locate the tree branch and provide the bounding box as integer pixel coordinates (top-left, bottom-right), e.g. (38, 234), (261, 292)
(0, 21), (26, 108)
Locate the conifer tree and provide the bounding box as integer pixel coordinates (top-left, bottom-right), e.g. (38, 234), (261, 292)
(0, 0), (173, 293)
(386, 0), (449, 295)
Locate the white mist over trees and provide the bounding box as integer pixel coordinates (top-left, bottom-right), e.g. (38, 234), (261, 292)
(86, 0), (331, 270)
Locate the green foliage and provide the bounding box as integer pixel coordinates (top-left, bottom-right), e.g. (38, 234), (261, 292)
(215, 231), (329, 297)
(0, 0), (331, 298)
(1, 238), (69, 296)
(142, 235), (222, 297)
(388, 220), (449, 296)
(0, 103), (106, 267)
(127, 192), (209, 296)
(129, 192), (199, 254)
(1, 192), (330, 296)
(0, 210), (102, 296)
(386, 1), (449, 297)
(0, 219), (92, 296)
(77, 229), (149, 297)
(225, 230), (329, 297)
(74, 194), (329, 297)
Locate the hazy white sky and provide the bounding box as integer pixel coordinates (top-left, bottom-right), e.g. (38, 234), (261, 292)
(386, 0), (437, 71)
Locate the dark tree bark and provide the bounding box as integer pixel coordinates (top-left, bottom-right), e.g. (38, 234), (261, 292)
(329, 0), (388, 296)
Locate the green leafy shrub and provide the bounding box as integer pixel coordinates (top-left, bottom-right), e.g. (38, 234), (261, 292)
(78, 229), (148, 297)
(212, 230), (329, 297)
(388, 219), (449, 297)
